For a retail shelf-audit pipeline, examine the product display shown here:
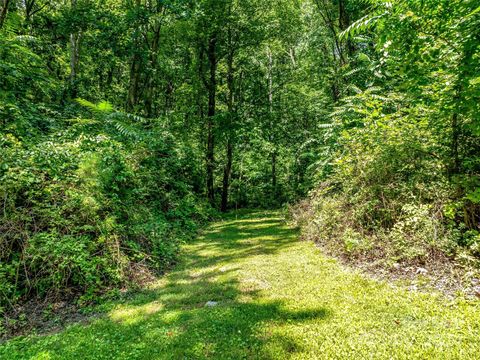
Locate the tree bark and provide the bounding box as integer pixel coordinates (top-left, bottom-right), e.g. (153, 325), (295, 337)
(0, 0), (10, 30)
(221, 139), (233, 212)
(69, 33), (80, 81)
(221, 22), (235, 212)
(144, 8), (164, 117)
(127, 53), (141, 111)
(267, 48), (277, 198)
(338, 0), (354, 55)
(69, 0), (80, 98)
(271, 151), (277, 192)
(24, 0), (47, 25)
(206, 33), (217, 205)
(126, 0), (142, 112)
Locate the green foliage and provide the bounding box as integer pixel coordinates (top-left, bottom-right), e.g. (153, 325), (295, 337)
(0, 104), (213, 310)
(1, 0), (479, 334)
(295, 0), (480, 272)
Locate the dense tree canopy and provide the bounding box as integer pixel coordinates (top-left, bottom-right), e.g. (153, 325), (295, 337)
(1, 0), (479, 316)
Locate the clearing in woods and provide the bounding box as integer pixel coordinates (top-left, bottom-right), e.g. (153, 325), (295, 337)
(1, 210), (479, 359)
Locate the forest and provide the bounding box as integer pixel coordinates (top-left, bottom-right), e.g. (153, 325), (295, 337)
(1, 0), (480, 356)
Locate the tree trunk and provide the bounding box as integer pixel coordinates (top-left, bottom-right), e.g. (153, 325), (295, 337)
(69, 33), (80, 81)
(450, 81), (463, 176)
(271, 151), (277, 193)
(221, 139), (233, 212)
(267, 48), (277, 198)
(164, 80), (174, 113)
(69, 0), (80, 98)
(0, 0), (10, 30)
(127, 53), (141, 111)
(126, 0), (143, 112)
(206, 33), (217, 205)
(145, 15), (163, 117)
(338, 0), (354, 56)
(221, 25), (235, 212)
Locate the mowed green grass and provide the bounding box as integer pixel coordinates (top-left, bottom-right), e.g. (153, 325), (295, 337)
(1, 210), (479, 359)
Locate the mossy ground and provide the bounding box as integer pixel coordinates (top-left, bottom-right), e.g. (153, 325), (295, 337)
(1, 210), (479, 359)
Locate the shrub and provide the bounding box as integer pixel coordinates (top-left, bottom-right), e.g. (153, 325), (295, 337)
(0, 126), (213, 310)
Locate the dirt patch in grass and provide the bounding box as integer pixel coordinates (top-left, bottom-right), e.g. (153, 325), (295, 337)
(311, 240), (480, 299)
(1, 298), (100, 342)
(1, 261), (159, 341)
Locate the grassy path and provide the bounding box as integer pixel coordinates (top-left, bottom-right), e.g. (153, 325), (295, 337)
(2, 210), (480, 359)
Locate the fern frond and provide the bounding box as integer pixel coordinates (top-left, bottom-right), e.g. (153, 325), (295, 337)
(329, 108), (350, 118)
(343, 68), (362, 78)
(318, 123), (337, 129)
(76, 98), (98, 111)
(14, 35), (37, 43)
(357, 53), (371, 63)
(348, 84), (363, 94)
(369, 94), (391, 102)
(364, 86), (382, 94)
(467, 5), (480, 18)
(76, 98), (114, 114)
(97, 101), (114, 112)
(123, 112), (146, 123)
(298, 138), (321, 152)
(340, 6), (390, 40)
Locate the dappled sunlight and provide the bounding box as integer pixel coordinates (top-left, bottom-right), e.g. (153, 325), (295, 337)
(2, 210), (479, 359)
(0, 211), (330, 358)
(3, 0), (479, 356)
(109, 301), (164, 325)
(77, 211), (331, 358)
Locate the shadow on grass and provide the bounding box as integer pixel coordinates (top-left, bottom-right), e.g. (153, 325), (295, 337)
(3, 211), (331, 359)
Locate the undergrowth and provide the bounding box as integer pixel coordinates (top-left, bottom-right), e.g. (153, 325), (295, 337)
(0, 111), (215, 335)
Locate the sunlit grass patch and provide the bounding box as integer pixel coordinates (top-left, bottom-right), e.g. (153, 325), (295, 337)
(109, 301), (164, 325)
(1, 210), (479, 359)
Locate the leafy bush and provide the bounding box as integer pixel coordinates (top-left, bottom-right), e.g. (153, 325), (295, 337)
(292, 0), (479, 278)
(0, 118), (213, 310)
